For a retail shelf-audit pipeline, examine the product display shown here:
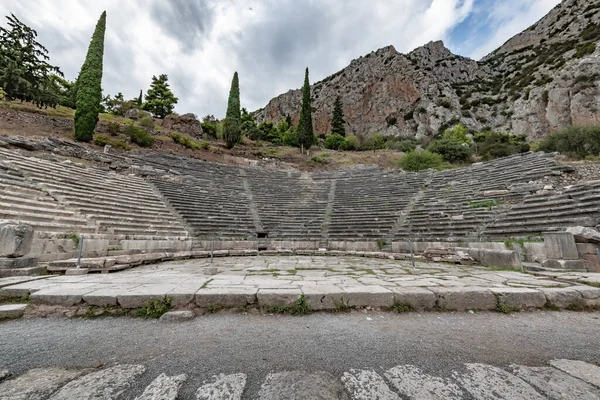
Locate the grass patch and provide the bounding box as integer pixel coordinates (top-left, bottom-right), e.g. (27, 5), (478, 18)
(207, 304), (231, 313)
(496, 303), (520, 314)
(265, 294), (311, 315)
(67, 232), (80, 246)
(376, 239), (387, 250)
(392, 302), (413, 313)
(310, 153), (331, 164)
(171, 133), (209, 150)
(469, 200), (498, 210)
(137, 296), (172, 319)
(333, 298), (354, 313)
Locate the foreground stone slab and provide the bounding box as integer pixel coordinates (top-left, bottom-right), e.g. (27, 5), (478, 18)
(540, 288), (583, 308)
(341, 369), (398, 399)
(430, 287), (497, 311)
(117, 285), (177, 309)
(389, 287), (436, 310)
(570, 285), (600, 307)
(258, 371), (347, 400)
(0, 368), (86, 400)
(196, 373), (246, 400)
(49, 364), (146, 400)
(30, 284), (99, 307)
(257, 288), (302, 307)
(134, 373), (186, 400)
(385, 365), (464, 399)
(195, 287), (258, 308)
(511, 365), (600, 399)
(550, 359), (600, 388)
(453, 363), (546, 399)
(82, 285), (139, 307)
(341, 285), (395, 307)
(300, 285), (346, 310)
(0, 303), (27, 319)
(490, 287), (546, 309)
(159, 310), (194, 322)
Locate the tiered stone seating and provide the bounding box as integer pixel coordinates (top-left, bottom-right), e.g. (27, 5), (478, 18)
(246, 169), (330, 239)
(152, 178), (256, 239)
(0, 148), (187, 238)
(398, 152), (569, 241)
(485, 180), (600, 237)
(318, 168), (427, 240)
(0, 159), (95, 233)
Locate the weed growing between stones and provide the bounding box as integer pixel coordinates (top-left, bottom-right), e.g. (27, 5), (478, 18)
(85, 305), (129, 319)
(265, 294), (311, 315)
(496, 303), (520, 314)
(391, 302), (413, 313)
(333, 298), (354, 313)
(137, 296), (172, 319)
(207, 304), (231, 313)
(67, 232), (81, 246)
(469, 200), (498, 210)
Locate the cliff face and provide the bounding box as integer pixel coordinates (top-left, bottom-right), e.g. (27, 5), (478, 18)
(254, 0), (600, 140)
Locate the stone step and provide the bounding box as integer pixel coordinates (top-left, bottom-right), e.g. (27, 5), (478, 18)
(0, 199), (77, 216)
(0, 210), (90, 225)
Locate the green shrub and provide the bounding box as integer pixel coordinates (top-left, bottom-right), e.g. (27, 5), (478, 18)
(443, 124), (471, 144)
(538, 125), (600, 159)
(324, 133), (345, 150)
(171, 133), (207, 150)
(439, 99), (452, 109)
(93, 134), (111, 146)
(428, 138), (472, 163)
(398, 150), (443, 172)
(475, 131), (530, 160)
(199, 141), (210, 150)
(125, 123), (154, 147)
(281, 126), (299, 147)
(388, 137), (418, 153)
(575, 42), (596, 58)
(107, 122), (120, 136)
(339, 135), (359, 151)
(137, 114), (154, 130)
(311, 153), (331, 164)
(137, 297), (172, 319)
(110, 137), (130, 150)
(201, 122), (217, 138)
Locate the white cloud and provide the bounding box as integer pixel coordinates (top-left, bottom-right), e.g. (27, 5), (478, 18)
(0, 0), (557, 117)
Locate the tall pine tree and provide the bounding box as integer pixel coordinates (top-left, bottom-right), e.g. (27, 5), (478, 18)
(143, 74), (178, 118)
(331, 95), (345, 137)
(74, 11), (106, 142)
(137, 90), (142, 106)
(296, 67), (314, 150)
(223, 71), (241, 149)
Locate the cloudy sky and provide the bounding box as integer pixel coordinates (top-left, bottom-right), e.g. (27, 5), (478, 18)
(0, 0), (560, 118)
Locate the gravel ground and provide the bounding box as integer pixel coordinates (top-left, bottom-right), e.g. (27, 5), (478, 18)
(0, 311), (599, 399)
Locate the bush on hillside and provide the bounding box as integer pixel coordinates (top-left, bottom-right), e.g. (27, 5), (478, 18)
(442, 124), (471, 144)
(388, 137), (418, 153)
(428, 138), (472, 163)
(124, 123), (154, 147)
(324, 133), (345, 150)
(338, 135), (359, 151)
(538, 125), (600, 159)
(201, 121), (217, 138)
(137, 114), (154, 130)
(474, 130), (530, 160)
(398, 150), (443, 172)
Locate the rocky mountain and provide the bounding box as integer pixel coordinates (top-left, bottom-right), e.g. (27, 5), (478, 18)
(254, 0), (600, 140)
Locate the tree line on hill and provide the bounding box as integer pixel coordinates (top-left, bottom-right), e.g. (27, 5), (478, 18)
(1, 12), (598, 166)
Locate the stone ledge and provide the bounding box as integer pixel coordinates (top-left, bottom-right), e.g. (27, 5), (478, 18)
(0, 303), (27, 319)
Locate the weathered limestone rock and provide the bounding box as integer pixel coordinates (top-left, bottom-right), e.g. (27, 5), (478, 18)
(490, 288), (546, 309)
(0, 368), (87, 400)
(159, 310), (194, 322)
(0, 222), (33, 258)
(566, 226), (600, 244)
(430, 287), (497, 311)
(124, 108), (151, 121)
(134, 373), (187, 400)
(0, 303), (27, 319)
(540, 288), (582, 309)
(389, 287), (436, 310)
(160, 113), (203, 137)
(544, 232), (579, 260)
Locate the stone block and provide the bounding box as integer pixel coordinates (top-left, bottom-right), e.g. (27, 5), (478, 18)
(0, 265), (45, 278)
(0, 223), (33, 257)
(159, 310), (194, 322)
(570, 285), (600, 307)
(117, 284), (177, 308)
(82, 286), (130, 306)
(544, 232), (579, 260)
(30, 284), (99, 306)
(195, 287), (258, 307)
(540, 288), (583, 309)
(389, 287), (436, 310)
(431, 287), (497, 311)
(167, 282), (208, 307)
(301, 285), (346, 310)
(0, 256), (38, 270)
(257, 288), (302, 307)
(467, 248), (519, 269)
(566, 226), (600, 244)
(490, 287), (546, 309)
(0, 304), (27, 319)
(65, 268), (89, 276)
(339, 285), (394, 307)
(541, 259), (586, 270)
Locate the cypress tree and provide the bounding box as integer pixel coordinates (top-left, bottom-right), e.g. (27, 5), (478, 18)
(296, 67), (314, 150)
(137, 90), (142, 106)
(74, 11), (106, 142)
(223, 71), (241, 149)
(331, 95), (345, 137)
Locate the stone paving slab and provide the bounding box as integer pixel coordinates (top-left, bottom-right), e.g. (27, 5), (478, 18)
(0, 256), (599, 312)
